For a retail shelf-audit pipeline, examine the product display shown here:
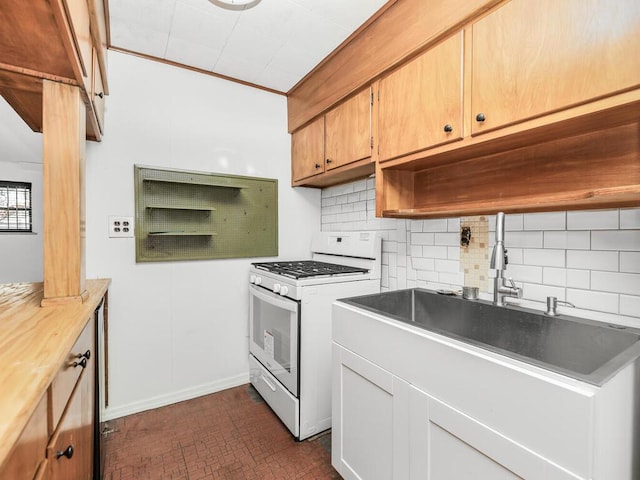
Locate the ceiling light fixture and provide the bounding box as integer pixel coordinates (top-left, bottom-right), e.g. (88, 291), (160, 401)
(208, 0), (262, 11)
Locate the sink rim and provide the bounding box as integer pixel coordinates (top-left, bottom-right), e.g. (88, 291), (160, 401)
(338, 287), (640, 387)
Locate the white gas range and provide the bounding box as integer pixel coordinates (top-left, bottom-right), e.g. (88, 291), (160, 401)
(248, 231), (382, 440)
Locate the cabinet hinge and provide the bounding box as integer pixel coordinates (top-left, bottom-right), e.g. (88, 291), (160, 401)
(371, 136), (374, 149)
(370, 91), (374, 106)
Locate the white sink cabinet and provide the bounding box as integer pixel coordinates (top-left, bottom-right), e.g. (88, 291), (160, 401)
(331, 302), (640, 480)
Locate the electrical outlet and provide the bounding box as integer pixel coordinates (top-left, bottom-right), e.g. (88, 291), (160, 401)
(109, 216), (134, 238)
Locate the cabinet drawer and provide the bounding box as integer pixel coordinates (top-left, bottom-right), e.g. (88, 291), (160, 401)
(49, 316), (94, 433)
(0, 392), (48, 480)
(47, 368), (94, 480)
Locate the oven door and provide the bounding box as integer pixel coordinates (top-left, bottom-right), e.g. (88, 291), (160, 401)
(249, 284), (299, 397)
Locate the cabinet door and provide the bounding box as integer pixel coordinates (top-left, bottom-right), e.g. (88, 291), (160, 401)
(291, 117), (325, 181)
(47, 367), (94, 480)
(325, 88), (372, 170)
(409, 386), (583, 480)
(378, 32), (464, 162)
(0, 392), (48, 480)
(471, 0), (640, 134)
(332, 345), (409, 480)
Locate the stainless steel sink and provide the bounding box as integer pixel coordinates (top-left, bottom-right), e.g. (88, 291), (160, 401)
(339, 288), (640, 386)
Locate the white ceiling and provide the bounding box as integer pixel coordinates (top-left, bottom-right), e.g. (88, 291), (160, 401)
(107, 0), (390, 93)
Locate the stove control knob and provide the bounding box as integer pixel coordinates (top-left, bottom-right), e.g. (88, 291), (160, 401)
(279, 286), (289, 296)
(250, 275), (257, 284)
(254, 276), (262, 285)
(273, 283), (281, 293)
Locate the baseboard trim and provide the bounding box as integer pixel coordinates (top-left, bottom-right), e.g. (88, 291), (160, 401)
(103, 373), (250, 421)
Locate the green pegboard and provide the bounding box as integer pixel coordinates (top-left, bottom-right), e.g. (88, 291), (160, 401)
(134, 165), (278, 262)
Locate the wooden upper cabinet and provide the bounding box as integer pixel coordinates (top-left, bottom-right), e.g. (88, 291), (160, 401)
(291, 117), (325, 182)
(0, 0), (108, 141)
(378, 32), (464, 162)
(471, 0), (640, 135)
(324, 87), (372, 171)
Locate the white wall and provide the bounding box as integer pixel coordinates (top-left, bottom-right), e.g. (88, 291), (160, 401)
(0, 99), (43, 283)
(85, 51), (320, 419)
(322, 178), (640, 328)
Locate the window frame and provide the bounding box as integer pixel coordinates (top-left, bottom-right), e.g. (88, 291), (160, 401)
(0, 181), (33, 233)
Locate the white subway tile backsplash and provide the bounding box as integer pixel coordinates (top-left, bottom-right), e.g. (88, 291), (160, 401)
(506, 248), (523, 265)
(422, 219), (448, 232)
(523, 249), (565, 267)
(507, 264), (543, 283)
(490, 214), (523, 231)
(522, 283), (565, 303)
(620, 208), (640, 229)
(567, 289), (619, 315)
(321, 179), (640, 321)
(410, 220), (423, 232)
(542, 267), (566, 287)
(447, 218), (461, 232)
(543, 231), (590, 250)
(504, 231), (544, 249)
(566, 269), (590, 289)
(434, 259), (460, 273)
(412, 257), (435, 271)
(423, 246), (448, 259)
(397, 267), (407, 289)
(438, 272), (465, 286)
(591, 230), (640, 251)
(434, 232), (459, 246)
(412, 232), (435, 245)
(592, 271), (640, 296)
(621, 252), (640, 274)
(566, 250), (618, 272)
(620, 295), (640, 317)
(523, 212), (566, 231)
(567, 210), (618, 230)
(416, 270), (439, 282)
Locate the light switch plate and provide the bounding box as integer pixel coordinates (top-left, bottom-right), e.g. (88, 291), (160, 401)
(109, 216), (134, 238)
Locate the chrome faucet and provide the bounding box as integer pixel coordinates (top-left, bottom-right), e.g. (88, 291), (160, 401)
(490, 212), (522, 306)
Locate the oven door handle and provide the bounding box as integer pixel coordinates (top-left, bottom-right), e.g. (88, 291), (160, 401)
(249, 285), (298, 312)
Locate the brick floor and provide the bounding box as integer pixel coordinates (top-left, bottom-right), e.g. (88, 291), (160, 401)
(103, 384), (342, 480)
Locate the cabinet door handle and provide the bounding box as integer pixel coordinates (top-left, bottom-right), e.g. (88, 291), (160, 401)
(443, 124), (453, 133)
(314, 163), (322, 169)
(95, 92), (104, 98)
(78, 350), (91, 360)
(325, 158), (332, 164)
(475, 112), (486, 122)
(56, 445), (74, 460)
(73, 357), (87, 369)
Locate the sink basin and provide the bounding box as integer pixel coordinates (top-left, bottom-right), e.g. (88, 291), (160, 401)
(339, 288), (640, 386)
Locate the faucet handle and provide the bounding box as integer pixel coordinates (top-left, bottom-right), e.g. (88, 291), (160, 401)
(504, 248), (508, 265)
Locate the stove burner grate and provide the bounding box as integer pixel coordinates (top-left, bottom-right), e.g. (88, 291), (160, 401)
(252, 260), (369, 279)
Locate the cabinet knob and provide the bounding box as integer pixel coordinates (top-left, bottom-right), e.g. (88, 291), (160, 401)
(73, 357), (87, 369)
(475, 113), (486, 122)
(325, 158), (332, 164)
(314, 163), (322, 169)
(443, 124), (453, 133)
(56, 445), (74, 460)
(78, 350), (91, 360)
(95, 92), (104, 99)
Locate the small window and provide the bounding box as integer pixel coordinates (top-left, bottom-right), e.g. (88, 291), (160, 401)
(0, 181), (32, 233)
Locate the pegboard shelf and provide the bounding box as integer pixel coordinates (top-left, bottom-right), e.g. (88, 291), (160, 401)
(145, 203), (216, 211)
(135, 166), (277, 262)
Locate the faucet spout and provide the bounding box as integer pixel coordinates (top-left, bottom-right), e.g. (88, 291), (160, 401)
(491, 212), (521, 306)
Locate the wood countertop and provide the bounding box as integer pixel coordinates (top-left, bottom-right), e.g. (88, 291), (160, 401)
(0, 278), (111, 470)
